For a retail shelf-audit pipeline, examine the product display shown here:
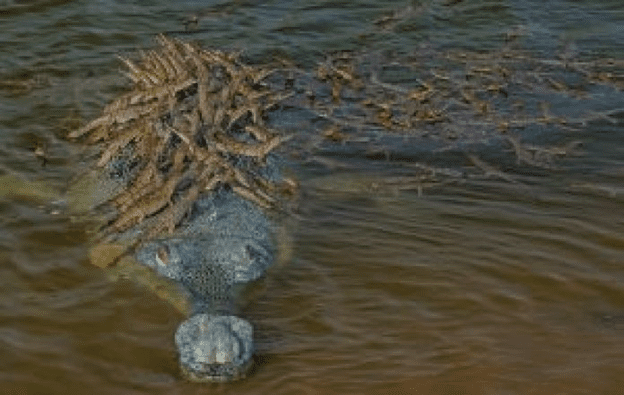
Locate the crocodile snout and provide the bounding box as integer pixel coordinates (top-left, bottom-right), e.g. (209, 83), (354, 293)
(175, 314), (254, 382)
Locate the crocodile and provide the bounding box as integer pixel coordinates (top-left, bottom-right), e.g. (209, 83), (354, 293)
(67, 35), (297, 382)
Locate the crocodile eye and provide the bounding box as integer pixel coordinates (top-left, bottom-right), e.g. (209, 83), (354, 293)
(155, 245), (169, 266)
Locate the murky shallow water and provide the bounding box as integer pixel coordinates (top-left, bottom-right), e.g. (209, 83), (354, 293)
(1, 1), (623, 394)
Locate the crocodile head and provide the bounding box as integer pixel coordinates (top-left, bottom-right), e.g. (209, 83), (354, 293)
(133, 191), (275, 381)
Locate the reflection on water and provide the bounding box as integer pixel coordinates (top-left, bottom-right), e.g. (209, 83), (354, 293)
(1, 0), (623, 394)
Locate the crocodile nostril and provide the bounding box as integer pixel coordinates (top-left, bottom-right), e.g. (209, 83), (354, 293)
(156, 245), (170, 266)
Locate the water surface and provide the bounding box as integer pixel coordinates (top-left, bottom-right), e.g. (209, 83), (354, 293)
(1, 1), (623, 394)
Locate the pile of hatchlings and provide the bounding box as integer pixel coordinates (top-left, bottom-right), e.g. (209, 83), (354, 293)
(70, 35), (297, 242)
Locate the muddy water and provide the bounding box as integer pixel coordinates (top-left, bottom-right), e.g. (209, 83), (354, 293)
(1, 1), (623, 394)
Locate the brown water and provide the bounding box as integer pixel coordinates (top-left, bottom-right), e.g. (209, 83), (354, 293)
(1, 1), (623, 394)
